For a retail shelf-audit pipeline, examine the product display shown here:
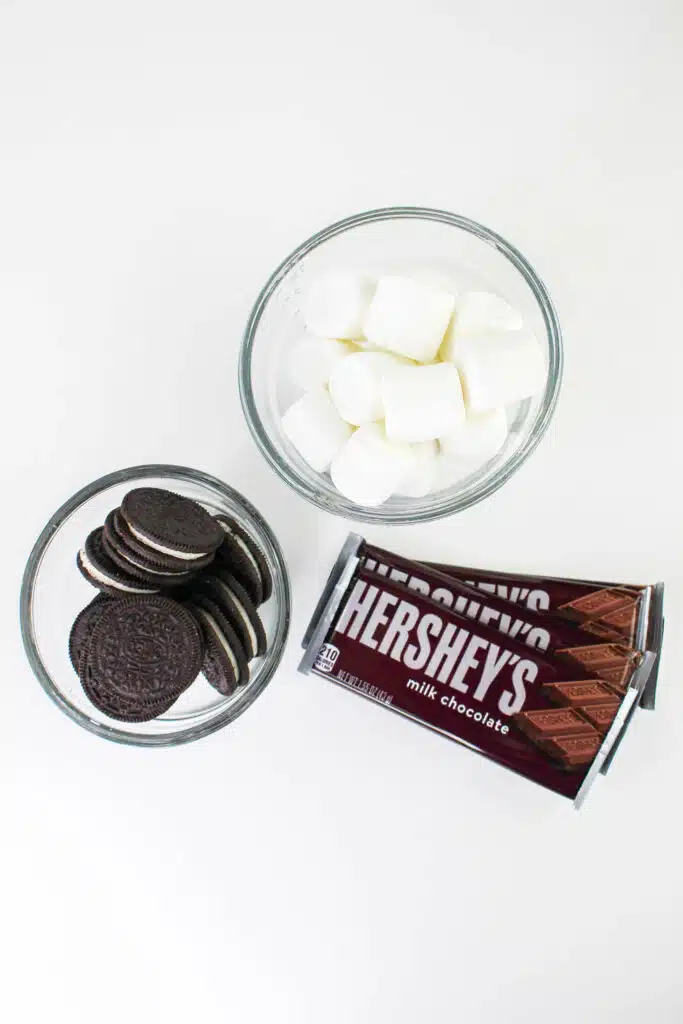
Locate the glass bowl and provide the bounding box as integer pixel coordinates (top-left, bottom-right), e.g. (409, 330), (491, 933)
(20, 465), (291, 746)
(239, 207), (563, 524)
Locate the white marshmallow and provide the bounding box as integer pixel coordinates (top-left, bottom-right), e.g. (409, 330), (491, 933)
(452, 290), (523, 336)
(439, 407), (508, 462)
(454, 330), (546, 412)
(302, 271), (375, 339)
(330, 424), (414, 507)
(381, 362), (466, 443)
(328, 351), (405, 426)
(411, 268), (459, 300)
(396, 440), (438, 498)
(362, 276), (455, 362)
(439, 291), (524, 362)
(438, 314), (460, 363)
(281, 389), (353, 472)
(288, 332), (354, 392)
(431, 454), (481, 492)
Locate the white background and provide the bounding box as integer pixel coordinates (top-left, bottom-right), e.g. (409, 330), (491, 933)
(2, 2), (682, 1021)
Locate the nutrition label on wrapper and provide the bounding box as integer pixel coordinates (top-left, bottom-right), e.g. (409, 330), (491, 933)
(315, 645), (393, 705)
(335, 671), (394, 706)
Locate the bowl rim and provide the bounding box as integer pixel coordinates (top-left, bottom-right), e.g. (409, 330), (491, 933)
(20, 463), (291, 747)
(239, 205), (563, 524)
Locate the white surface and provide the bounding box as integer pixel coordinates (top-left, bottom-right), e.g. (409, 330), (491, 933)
(1, 2), (682, 1022)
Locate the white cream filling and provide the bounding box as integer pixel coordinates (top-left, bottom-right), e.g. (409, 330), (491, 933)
(79, 547), (152, 594)
(215, 579), (258, 655)
(232, 534), (262, 584)
(217, 519), (263, 585)
(126, 521), (211, 561)
(115, 545), (184, 578)
(199, 609), (240, 680)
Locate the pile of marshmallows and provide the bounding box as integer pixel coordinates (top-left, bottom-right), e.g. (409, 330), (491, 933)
(281, 271), (546, 507)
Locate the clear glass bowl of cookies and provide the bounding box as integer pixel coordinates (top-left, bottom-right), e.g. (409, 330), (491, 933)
(239, 207), (563, 524)
(20, 465), (291, 746)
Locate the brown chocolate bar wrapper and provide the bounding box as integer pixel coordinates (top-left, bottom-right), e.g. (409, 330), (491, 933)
(363, 544), (644, 695)
(424, 561), (664, 712)
(301, 543), (651, 806)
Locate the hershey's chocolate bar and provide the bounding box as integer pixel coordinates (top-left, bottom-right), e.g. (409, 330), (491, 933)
(424, 560), (663, 711)
(363, 544), (643, 695)
(301, 548), (650, 806)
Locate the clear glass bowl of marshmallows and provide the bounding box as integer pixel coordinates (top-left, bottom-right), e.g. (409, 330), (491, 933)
(239, 207), (563, 524)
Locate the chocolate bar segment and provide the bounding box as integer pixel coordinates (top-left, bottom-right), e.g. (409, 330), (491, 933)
(592, 664), (631, 694)
(540, 733), (602, 769)
(579, 619), (625, 642)
(601, 604), (640, 630)
(558, 589), (635, 620)
(557, 642), (633, 670)
(555, 644), (635, 689)
(514, 707), (596, 742)
(543, 680), (619, 708)
(578, 702), (621, 735)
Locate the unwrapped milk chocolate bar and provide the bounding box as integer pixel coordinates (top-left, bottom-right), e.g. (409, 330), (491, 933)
(301, 536), (657, 807)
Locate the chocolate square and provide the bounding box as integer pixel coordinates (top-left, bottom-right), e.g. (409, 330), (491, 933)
(557, 643), (633, 670)
(514, 707), (595, 742)
(578, 702), (621, 735)
(541, 732), (602, 768)
(543, 680), (621, 708)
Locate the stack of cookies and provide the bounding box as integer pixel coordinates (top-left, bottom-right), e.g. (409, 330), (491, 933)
(71, 487), (272, 722)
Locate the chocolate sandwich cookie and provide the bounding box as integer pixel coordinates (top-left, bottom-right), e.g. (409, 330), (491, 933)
(111, 508), (215, 573)
(214, 514), (273, 605)
(83, 595), (204, 707)
(68, 595), (112, 675)
(189, 594), (249, 695)
(102, 511), (198, 587)
(81, 672), (178, 722)
(194, 568), (267, 660)
(120, 487), (224, 565)
(77, 527), (160, 596)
